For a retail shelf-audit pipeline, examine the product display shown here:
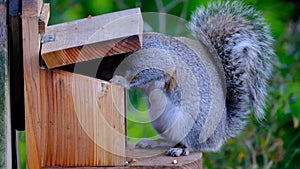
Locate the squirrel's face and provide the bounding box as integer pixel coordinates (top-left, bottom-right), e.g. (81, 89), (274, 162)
(109, 47), (176, 92)
(110, 68), (173, 94)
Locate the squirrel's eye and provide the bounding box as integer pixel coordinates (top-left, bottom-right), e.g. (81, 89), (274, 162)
(243, 47), (248, 54)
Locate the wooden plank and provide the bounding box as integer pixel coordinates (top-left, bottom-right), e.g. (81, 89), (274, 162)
(22, 0), (43, 17)
(0, 0), (12, 168)
(22, 0), (45, 169)
(24, 0), (127, 167)
(39, 70), (125, 166)
(39, 3), (50, 34)
(41, 8), (143, 69)
(125, 145), (202, 169)
(42, 147), (202, 169)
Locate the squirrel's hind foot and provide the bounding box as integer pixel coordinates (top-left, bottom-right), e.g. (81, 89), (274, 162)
(166, 143), (190, 157)
(166, 147), (189, 157)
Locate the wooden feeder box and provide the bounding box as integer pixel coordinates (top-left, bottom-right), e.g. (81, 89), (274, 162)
(22, 0), (202, 168)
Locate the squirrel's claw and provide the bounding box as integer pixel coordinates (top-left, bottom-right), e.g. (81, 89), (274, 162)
(166, 147), (189, 157)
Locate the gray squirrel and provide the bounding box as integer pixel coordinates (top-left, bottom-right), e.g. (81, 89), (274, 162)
(110, 1), (274, 157)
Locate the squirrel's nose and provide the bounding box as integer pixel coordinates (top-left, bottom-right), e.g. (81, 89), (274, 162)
(110, 75), (130, 88)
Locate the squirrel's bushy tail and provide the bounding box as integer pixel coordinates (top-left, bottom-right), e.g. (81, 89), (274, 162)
(190, 1), (274, 138)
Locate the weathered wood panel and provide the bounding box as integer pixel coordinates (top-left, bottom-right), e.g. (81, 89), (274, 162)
(38, 3), (50, 34)
(42, 147), (202, 169)
(23, 0), (126, 168)
(41, 8), (143, 69)
(39, 70), (125, 166)
(22, 0), (43, 168)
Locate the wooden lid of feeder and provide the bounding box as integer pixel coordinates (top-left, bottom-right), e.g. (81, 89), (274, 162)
(41, 8), (143, 69)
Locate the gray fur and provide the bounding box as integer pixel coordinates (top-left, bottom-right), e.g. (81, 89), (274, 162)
(190, 0), (274, 139)
(110, 0), (274, 155)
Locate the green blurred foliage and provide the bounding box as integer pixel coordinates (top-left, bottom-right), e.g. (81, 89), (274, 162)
(18, 131), (26, 169)
(20, 0), (300, 168)
(126, 89), (159, 143)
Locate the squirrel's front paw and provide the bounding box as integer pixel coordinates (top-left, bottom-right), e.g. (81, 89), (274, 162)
(166, 147), (189, 157)
(135, 138), (174, 149)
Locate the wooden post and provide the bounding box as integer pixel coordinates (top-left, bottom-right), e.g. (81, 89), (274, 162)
(22, 0), (141, 168)
(0, 0), (12, 168)
(22, 0), (43, 168)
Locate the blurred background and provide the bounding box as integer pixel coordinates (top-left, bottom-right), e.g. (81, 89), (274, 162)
(19, 0), (300, 168)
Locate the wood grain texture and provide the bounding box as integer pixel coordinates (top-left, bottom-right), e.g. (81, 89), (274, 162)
(39, 70), (126, 167)
(22, 0), (43, 169)
(42, 147), (202, 169)
(41, 8), (143, 69)
(23, 0), (126, 168)
(22, 0), (43, 17)
(38, 3), (50, 34)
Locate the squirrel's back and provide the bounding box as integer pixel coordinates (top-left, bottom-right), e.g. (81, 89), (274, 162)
(190, 1), (274, 138)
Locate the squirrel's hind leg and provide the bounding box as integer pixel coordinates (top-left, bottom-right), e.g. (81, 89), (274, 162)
(166, 143), (190, 157)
